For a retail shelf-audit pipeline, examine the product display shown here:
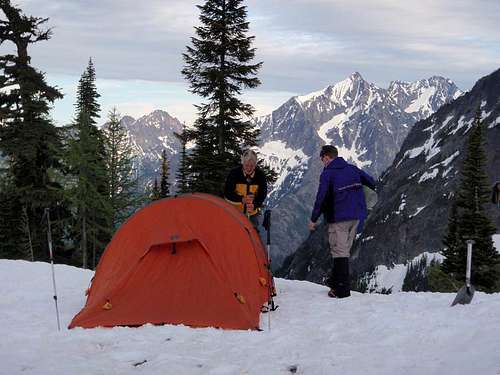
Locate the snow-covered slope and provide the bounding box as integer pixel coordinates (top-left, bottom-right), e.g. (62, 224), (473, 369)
(2, 259), (500, 375)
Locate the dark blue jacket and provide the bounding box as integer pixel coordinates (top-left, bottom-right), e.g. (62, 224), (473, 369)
(311, 157), (376, 223)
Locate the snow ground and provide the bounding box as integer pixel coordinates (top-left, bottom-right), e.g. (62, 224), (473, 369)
(1, 259), (500, 375)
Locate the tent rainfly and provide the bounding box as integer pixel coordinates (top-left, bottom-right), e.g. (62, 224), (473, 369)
(69, 193), (273, 330)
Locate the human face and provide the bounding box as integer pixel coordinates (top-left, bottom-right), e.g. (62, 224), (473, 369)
(243, 159), (256, 175)
(320, 155), (333, 166)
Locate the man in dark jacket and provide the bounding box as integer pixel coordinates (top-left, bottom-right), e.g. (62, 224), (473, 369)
(309, 145), (376, 298)
(224, 149), (268, 229)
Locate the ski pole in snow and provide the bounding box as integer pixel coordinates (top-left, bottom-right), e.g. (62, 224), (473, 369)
(45, 208), (61, 330)
(262, 210), (278, 330)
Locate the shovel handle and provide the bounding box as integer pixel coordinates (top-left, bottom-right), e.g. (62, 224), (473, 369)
(466, 240), (474, 287)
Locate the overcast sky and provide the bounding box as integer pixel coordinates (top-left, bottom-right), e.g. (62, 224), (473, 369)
(5, 0), (500, 125)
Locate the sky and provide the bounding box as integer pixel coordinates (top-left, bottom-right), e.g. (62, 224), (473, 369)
(3, 0), (500, 126)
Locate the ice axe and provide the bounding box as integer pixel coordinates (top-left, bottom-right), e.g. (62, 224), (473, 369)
(451, 239), (475, 306)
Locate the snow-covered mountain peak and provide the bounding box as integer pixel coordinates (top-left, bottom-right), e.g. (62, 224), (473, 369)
(325, 72), (369, 107)
(120, 115), (136, 125)
(388, 76), (462, 121)
(295, 72), (369, 107)
(133, 110), (183, 133)
(295, 88), (327, 105)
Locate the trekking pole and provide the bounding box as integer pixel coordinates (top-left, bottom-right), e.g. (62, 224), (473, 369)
(45, 208), (61, 331)
(262, 210), (277, 330)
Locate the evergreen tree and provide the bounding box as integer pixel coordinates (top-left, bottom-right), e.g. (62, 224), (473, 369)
(151, 178), (160, 201)
(103, 107), (141, 229)
(159, 149), (171, 198)
(0, 171), (23, 258)
(182, 0), (262, 195)
(66, 59), (112, 269)
(0, 1), (65, 261)
(441, 201), (461, 277)
(441, 109), (499, 291)
(174, 123), (191, 194)
(402, 255), (429, 292)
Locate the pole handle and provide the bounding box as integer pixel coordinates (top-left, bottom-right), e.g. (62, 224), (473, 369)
(466, 240), (474, 287)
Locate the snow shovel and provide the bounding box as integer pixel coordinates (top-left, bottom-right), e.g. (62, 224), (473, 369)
(451, 239), (475, 306)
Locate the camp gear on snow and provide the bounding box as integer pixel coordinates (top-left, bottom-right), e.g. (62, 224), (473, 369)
(69, 193), (272, 330)
(451, 240), (475, 306)
(310, 157), (376, 224)
(224, 165), (268, 216)
(43, 208), (61, 331)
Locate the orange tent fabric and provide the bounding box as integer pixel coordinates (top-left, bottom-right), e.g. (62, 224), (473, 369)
(69, 193), (272, 330)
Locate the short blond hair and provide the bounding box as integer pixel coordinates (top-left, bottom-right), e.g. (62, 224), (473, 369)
(241, 149), (257, 164)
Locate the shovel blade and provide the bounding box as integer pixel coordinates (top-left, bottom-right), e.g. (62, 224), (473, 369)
(451, 285), (475, 306)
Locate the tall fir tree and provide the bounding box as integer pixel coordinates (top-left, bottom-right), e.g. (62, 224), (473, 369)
(159, 149), (170, 198)
(151, 178), (160, 201)
(174, 123), (191, 194)
(182, 0), (262, 196)
(0, 171), (23, 258)
(103, 107), (141, 229)
(441, 109), (500, 291)
(66, 59), (112, 269)
(0, 1), (65, 261)
(441, 201), (461, 276)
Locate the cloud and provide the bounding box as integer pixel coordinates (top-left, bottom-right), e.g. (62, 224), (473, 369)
(8, 0), (500, 123)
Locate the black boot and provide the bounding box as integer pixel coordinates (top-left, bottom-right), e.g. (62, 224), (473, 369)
(327, 259), (341, 297)
(326, 261), (336, 290)
(335, 257), (351, 298)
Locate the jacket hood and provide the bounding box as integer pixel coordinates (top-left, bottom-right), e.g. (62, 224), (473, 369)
(325, 157), (348, 170)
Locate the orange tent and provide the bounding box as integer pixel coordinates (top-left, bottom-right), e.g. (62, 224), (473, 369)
(69, 193), (272, 330)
